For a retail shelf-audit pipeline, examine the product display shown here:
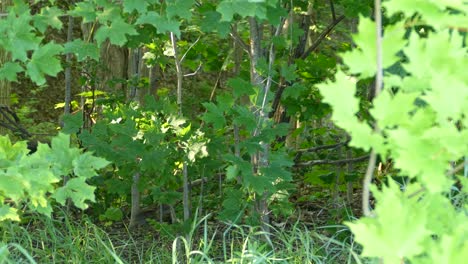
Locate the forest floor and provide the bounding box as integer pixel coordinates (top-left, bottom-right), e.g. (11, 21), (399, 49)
(97, 187), (364, 263)
(3, 188), (363, 263)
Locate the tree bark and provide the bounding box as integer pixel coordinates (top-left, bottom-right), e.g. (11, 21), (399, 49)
(0, 0), (12, 135)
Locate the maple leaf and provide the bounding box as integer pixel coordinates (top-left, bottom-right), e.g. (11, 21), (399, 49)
(53, 178), (96, 209)
(68, 1), (97, 23)
(166, 0), (195, 20)
(123, 0), (149, 13)
(136, 11), (181, 37)
(26, 42), (63, 85)
(0, 62), (23, 82)
(217, 0), (267, 21)
(94, 17), (138, 46)
(33, 6), (63, 33)
(64, 39), (100, 61)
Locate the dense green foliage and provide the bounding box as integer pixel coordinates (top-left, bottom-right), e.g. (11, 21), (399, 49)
(0, 133), (109, 221)
(318, 1), (468, 263)
(0, 0), (466, 263)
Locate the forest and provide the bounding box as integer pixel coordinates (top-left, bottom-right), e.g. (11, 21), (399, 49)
(0, 0), (467, 263)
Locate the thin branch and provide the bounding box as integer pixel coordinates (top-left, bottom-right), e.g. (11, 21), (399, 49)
(170, 32), (183, 115)
(329, 0), (337, 21)
(183, 62), (203, 77)
(295, 155), (370, 167)
(362, 0), (384, 218)
(447, 161), (467, 176)
(229, 25), (250, 55)
(180, 36), (201, 63)
(0, 106), (31, 139)
(296, 138), (350, 153)
(63, 12), (74, 120)
(300, 14), (345, 59)
(261, 18), (285, 115)
(294, 138), (350, 163)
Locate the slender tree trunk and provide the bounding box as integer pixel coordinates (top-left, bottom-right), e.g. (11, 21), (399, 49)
(346, 149), (354, 205)
(128, 48), (143, 228)
(248, 17), (270, 232)
(0, 0), (12, 135)
(170, 32), (191, 222)
(63, 4), (74, 120)
(129, 172), (141, 228)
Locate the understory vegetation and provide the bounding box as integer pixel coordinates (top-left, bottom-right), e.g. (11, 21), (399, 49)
(0, 0), (466, 263)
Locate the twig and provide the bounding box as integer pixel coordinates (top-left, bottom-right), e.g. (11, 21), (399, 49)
(296, 138), (350, 153)
(0, 106), (31, 139)
(295, 155), (370, 167)
(300, 14), (345, 59)
(180, 36), (201, 63)
(447, 161), (467, 176)
(229, 25), (250, 55)
(329, 0), (336, 21)
(183, 62), (203, 77)
(294, 138), (350, 163)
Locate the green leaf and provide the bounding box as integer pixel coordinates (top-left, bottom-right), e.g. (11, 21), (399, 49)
(266, 4), (288, 26)
(64, 39), (100, 61)
(33, 6), (63, 33)
(73, 152), (110, 178)
(317, 71), (384, 152)
(123, 0), (149, 13)
(317, 70), (359, 121)
(217, 0), (267, 21)
(0, 170), (25, 201)
(201, 102), (226, 130)
(53, 178), (96, 209)
(69, 1), (97, 23)
(201, 10), (230, 35)
(218, 188), (244, 222)
(99, 207), (123, 221)
(166, 0), (195, 20)
(341, 18), (406, 78)
(346, 181), (431, 263)
(0, 62), (23, 82)
(227, 77), (255, 99)
(95, 17), (138, 46)
(0, 205), (20, 222)
(370, 90), (418, 129)
(26, 42), (64, 85)
(282, 83), (306, 99)
(232, 106), (257, 132)
(226, 165), (239, 181)
(280, 63), (297, 82)
(49, 133), (81, 176)
(215, 93), (234, 111)
(387, 128), (453, 193)
(2, 12), (41, 62)
(10, 0), (30, 15)
(62, 112), (84, 135)
(136, 11), (181, 37)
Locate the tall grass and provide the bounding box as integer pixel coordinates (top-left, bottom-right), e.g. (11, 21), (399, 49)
(0, 210), (361, 263)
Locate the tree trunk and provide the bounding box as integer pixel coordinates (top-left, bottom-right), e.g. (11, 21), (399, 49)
(0, 0), (12, 135)
(248, 17), (270, 232)
(170, 32), (191, 223)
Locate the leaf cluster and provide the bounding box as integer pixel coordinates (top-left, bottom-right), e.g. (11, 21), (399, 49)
(318, 1), (468, 262)
(0, 133), (109, 222)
